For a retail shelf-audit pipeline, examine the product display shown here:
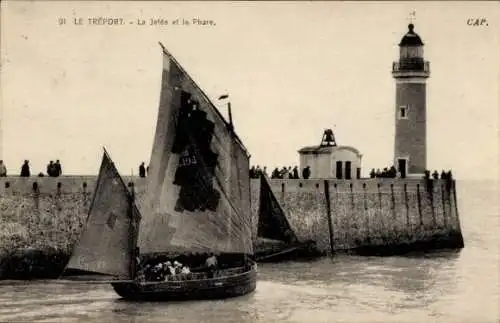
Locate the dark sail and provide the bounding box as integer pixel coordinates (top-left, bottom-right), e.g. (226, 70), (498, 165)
(137, 44), (253, 255)
(64, 150), (140, 280)
(258, 174), (298, 244)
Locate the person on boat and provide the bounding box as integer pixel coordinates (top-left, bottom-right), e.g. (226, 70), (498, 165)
(205, 253), (218, 278)
(152, 263), (165, 281)
(132, 247), (143, 279)
(181, 265), (190, 275)
(159, 261), (171, 281)
(135, 267), (146, 282)
(143, 264), (153, 281)
(167, 261), (176, 276)
(173, 261), (183, 274)
(134, 247), (141, 267)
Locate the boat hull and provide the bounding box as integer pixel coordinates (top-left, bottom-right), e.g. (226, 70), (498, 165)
(111, 263), (257, 301)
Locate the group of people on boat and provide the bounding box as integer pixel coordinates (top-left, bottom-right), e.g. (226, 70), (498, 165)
(137, 260), (191, 282)
(135, 254), (219, 282)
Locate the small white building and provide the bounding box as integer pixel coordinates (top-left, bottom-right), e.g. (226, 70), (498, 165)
(298, 130), (363, 179)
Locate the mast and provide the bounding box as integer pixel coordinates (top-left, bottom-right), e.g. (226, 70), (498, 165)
(127, 180), (138, 278)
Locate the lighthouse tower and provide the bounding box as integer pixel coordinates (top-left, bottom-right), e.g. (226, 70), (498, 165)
(392, 23), (430, 178)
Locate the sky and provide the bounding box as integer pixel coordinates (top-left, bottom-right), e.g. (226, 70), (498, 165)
(1, 1), (499, 180)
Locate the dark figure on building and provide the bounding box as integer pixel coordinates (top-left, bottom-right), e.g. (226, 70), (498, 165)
(139, 162), (146, 178)
(369, 168), (375, 178)
(20, 160), (30, 177)
(47, 161), (53, 176)
(255, 165), (262, 177)
(432, 170), (439, 180)
(284, 167), (289, 178)
(271, 168), (280, 179)
(286, 167), (291, 178)
(249, 165), (265, 179)
(47, 160), (61, 177)
(302, 166), (311, 179)
(424, 170), (430, 180)
(146, 165), (149, 175)
(0, 160), (6, 177)
(249, 166), (256, 178)
(292, 166), (299, 179)
(262, 166), (267, 177)
(440, 170), (446, 180)
(389, 166), (397, 178)
(55, 160), (62, 176)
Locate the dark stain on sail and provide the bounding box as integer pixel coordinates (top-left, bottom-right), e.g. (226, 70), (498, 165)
(172, 91), (221, 213)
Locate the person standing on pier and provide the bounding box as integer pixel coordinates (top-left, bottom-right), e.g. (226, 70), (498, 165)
(302, 166), (311, 179)
(0, 160), (7, 177)
(47, 161), (55, 176)
(20, 160), (30, 177)
(55, 160), (62, 176)
(139, 162), (146, 178)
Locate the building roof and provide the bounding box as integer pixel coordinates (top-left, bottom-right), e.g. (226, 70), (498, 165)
(399, 24), (424, 46)
(298, 145), (362, 156)
(298, 145), (333, 154)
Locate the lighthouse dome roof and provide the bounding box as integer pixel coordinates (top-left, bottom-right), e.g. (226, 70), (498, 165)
(399, 24), (424, 46)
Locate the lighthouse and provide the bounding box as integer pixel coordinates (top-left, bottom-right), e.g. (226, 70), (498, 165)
(392, 23), (430, 178)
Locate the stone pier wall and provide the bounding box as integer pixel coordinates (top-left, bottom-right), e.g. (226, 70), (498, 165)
(254, 178), (463, 254)
(0, 176), (464, 277)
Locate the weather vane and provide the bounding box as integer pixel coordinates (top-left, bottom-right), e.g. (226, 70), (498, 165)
(408, 10), (417, 24)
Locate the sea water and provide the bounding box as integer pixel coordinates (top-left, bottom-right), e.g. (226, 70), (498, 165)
(0, 180), (498, 323)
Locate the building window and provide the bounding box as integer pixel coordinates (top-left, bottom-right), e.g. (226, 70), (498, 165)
(398, 105), (409, 119)
(336, 161), (343, 179)
(345, 161), (352, 180)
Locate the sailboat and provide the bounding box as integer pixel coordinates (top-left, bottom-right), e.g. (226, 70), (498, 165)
(254, 173), (322, 262)
(61, 43), (257, 301)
